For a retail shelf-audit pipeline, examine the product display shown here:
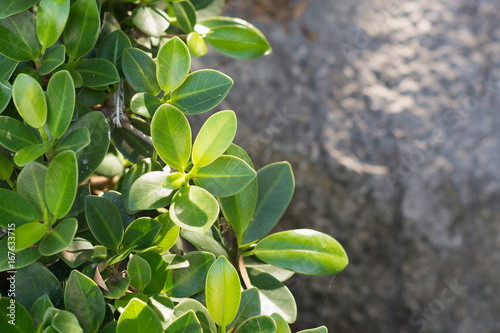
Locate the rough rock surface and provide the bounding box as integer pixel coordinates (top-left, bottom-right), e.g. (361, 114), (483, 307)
(195, 0), (500, 331)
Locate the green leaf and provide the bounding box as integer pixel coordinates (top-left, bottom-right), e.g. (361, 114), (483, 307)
(247, 268), (296, 323)
(0, 0), (38, 19)
(0, 150), (13, 180)
(187, 32), (207, 57)
(191, 0), (224, 20)
(0, 238), (41, 272)
(54, 127), (90, 154)
(104, 274), (131, 299)
(121, 158), (159, 214)
(241, 162), (294, 245)
(85, 196), (124, 250)
(0, 115), (39, 152)
(128, 254), (151, 292)
(161, 254), (189, 269)
(117, 298), (163, 333)
(243, 256), (294, 282)
(39, 45), (66, 75)
(156, 37), (191, 92)
(192, 110), (236, 167)
(115, 294), (149, 314)
(97, 29), (132, 77)
(36, 0), (70, 48)
(30, 295), (54, 329)
(102, 190), (135, 229)
(254, 229), (348, 275)
(45, 150), (78, 219)
(65, 270), (105, 333)
(13, 162), (48, 220)
(106, 245), (137, 266)
(137, 251), (168, 294)
(130, 93), (162, 118)
(297, 328), (328, 333)
(235, 316), (276, 333)
(228, 288), (261, 330)
(42, 308), (60, 329)
(0, 54), (18, 80)
(13, 141), (51, 167)
(128, 171), (174, 211)
(14, 222), (47, 251)
(64, 0), (100, 60)
(173, 1), (196, 33)
(165, 310), (202, 333)
(164, 251), (215, 297)
(74, 58), (120, 88)
(12, 73), (47, 128)
(153, 213), (180, 254)
(131, 6), (170, 38)
(122, 47), (160, 95)
(198, 16), (269, 44)
(52, 310), (83, 333)
(57, 237), (93, 267)
(170, 299), (216, 333)
(76, 87), (107, 107)
(169, 186), (219, 232)
(112, 118), (154, 164)
(101, 321), (118, 333)
(47, 70), (75, 138)
(123, 217), (162, 250)
(39, 218), (78, 256)
(16, 262), (64, 311)
(0, 298), (35, 333)
(205, 25), (271, 59)
(168, 69), (233, 115)
(193, 155), (256, 197)
(270, 313), (291, 333)
(148, 294), (174, 329)
(0, 80), (12, 113)
(151, 104), (191, 170)
(0, 188), (37, 228)
(206, 256), (241, 327)
(180, 228), (229, 258)
(0, 10), (40, 61)
(224, 143), (254, 168)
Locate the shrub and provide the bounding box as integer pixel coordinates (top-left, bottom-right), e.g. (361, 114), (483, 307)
(0, 1), (348, 332)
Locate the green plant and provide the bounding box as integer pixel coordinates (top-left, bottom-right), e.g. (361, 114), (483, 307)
(0, 1), (348, 332)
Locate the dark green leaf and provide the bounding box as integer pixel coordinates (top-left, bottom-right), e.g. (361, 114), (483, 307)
(0, 150), (13, 180)
(64, 0), (100, 60)
(128, 171), (174, 211)
(45, 150), (78, 219)
(12, 73), (47, 128)
(104, 274), (131, 299)
(13, 141), (51, 167)
(0, 115), (39, 152)
(114, 294), (149, 314)
(0, 0), (39, 19)
(0, 188), (37, 228)
(0, 238), (41, 272)
(228, 288), (261, 330)
(54, 63), (83, 88)
(74, 58), (120, 87)
(130, 93), (162, 118)
(0, 54), (18, 80)
(243, 256), (294, 282)
(128, 254), (151, 292)
(85, 196), (124, 250)
(39, 218), (78, 256)
(131, 7), (169, 38)
(180, 229), (229, 258)
(173, 1), (196, 33)
(122, 47), (160, 95)
(161, 254), (189, 269)
(271, 313), (291, 333)
(121, 158), (159, 214)
(102, 190), (135, 229)
(36, 0), (70, 48)
(0, 298), (35, 333)
(169, 186), (219, 232)
(165, 310), (202, 333)
(76, 87), (107, 107)
(97, 29), (132, 77)
(205, 25), (271, 59)
(235, 316), (276, 333)
(170, 299), (215, 333)
(0, 80), (12, 113)
(123, 217), (162, 250)
(156, 37), (190, 92)
(106, 245), (137, 266)
(30, 295), (54, 329)
(111, 119), (154, 164)
(224, 143), (254, 168)
(0, 10), (40, 61)
(57, 237), (93, 267)
(116, 298), (162, 333)
(54, 127), (90, 154)
(138, 250), (168, 294)
(39, 45), (66, 75)
(47, 70), (75, 138)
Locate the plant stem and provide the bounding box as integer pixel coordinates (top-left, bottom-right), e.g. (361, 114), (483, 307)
(5, 177), (14, 189)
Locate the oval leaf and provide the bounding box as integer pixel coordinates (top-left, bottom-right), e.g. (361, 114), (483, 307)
(123, 217), (162, 250)
(39, 218), (78, 256)
(13, 141), (51, 167)
(0, 0), (39, 19)
(131, 7), (169, 38)
(54, 127), (90, 154)
(14, 222), (47, 251)
(74, 58), (120, 87)
(37, 0), (70, 48)
(128, 171), (174, 211)
(169, 186), (219, 232)
(63, 0), (100, 60)
(0, 11), (40, 61)
(52, 310), (83, 333)
(271, 313), (291, 333)
(117, 298), (163, 333)
(156, 37), (191, 92)
(97, 29), (132, 77)
(0, 188), (38, 228)
(235, 315), (277, 333)
(165, 310), (202, 333)
(153, 213), (180, 254)
(39, 44), (66, 75)
(122, 47), (160, 95)
(45, 150), (78, 219)
(205, 25), (271, 59)
(0, 298), (35, 333)
(170, 299), (216, 333)
(130, 93), (162, 118)
(228, 287), (261, 330)
(128, 254), (152, 292)
(85, 195), (124, 249)
(47, 70), (75, 138)
(12, 73), (47, 128)
(173, 1), (197, 33)
(0, 115), (39, 152)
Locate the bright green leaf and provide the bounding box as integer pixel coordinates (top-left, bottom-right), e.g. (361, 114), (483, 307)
(0, 188), (38, 228)
(169, 186), (219, 232)
(170, 299), (216, 333)
(153, 213), (180, 254)
(187, 32), (207, 57)
(156, 37), (191, 92)
(0, 80), (12, 113)
(74, 58), (120, 88)
(0, 115), (39, 152)
(45, 150), (78, 219)
(13, 141), (51, 167)
(122, 47), (160, 95)
(13, 222), (47, 251)
(165, 310), (202, 333)
(173, 1), (197, 33)
(128, 254), (152, 292)
(205, 25), (271, 59)
(39, 218), (78, 256)
(130, 93), (162, 118)
(12, 73), (47, 128)
(270, 313), (291, 333)
(235, 315), (276, 333)
(137, 251), (168, 294)
(128, 171), (174, 211)
(131, 7), (170, 38)
(0, 0), (39, 19)
(39, 45), (66, 75)
(121, 158), (160, 214)
(46, 70), (75, 138)
(0, 237), (41, 272)
(63, 0), (100, 60)
(97, 30), (132, 77)
(36, 0), (70, 48)
(0, 11), (40, 61)
(117, 298), (162, 333)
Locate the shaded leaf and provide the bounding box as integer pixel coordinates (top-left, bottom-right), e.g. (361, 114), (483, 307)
(165, 310), (202, 333)
(54, 127), (90, 155)
(123, 217), (162, 250)
(228, 288), (261, 330)
(39, 218), (78, 256)
(0, 11), (40, 61)
(85, 196), (124, 249)
(0, 115), (39, 152)
(74, 58), (120, 88)
(52, 310), (83, 333)
(0, 0), (39, 19)
(128, 254), (151, 292)
(57, 237), (94, 268)
(0, 80), (12, 113)
(170, 299), (215, 333)
(39, 44), (66, 75)
(45, 150), (78, 219)
(13, 162), (47, 220)
(173, 1), (196, 33)
(0, 188), (38, 228)
(47, 69), (75, 138)
(97, 29), (132, 77)
(122, 47), (160, 95)
(0, 298), (35, 333)
(64, 0), (100, 60)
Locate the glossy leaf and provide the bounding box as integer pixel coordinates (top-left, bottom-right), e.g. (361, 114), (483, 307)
(271, 313), (291, 333)
(65, 270), (105, 333)
(39, 218), (78, 256)
(0, 188), (38, 228)
(64, 0), (100, 60)
(151, 104), (191, 170)
(168, 70), (233, 115)
(97, 30), (132, 77)
(122, 47), (160, 95)
(128, 254), (152, 292)
(0, 80), (12, 113)
(0, 54), (18, 80)
(138, 251), (168, 294)
(121, 158), (160, 214)
(85, 196), (124, 249)
(0, 298), (35, 333)
(117, 298), (163, 333)
(235, 316), (276, 333)
(47, 70), (75, 138)
(165, 310), (202, 333)
(153, 213), (180, 254)
(39, 44), (66, 75)
(112, 118), (154, 164)
(0, 11), (40, 61)
(102, 190), (135, 229)
(194, 155), (256, 197)
(0, 0), (39, 19)
(187, 32), (207, 57)
(0, 150), (13, 180)
(52, 310), (83, 333)
(14, 222), (47, 251)
(54, 127), (90, 154)
(192, 110), (236, 167)
(241, 162), (294, 245)
(198, 16), (269, 44)
(156, 37), (190, 92)
(12, 74), (47, 128)
(243, 256), (294, 282)
(169, 186), (219, 232)
(128, 172), (174, 211)
(180, 229), (229, 259)
(115, 294), (149, 314)
(57, 237), (93, 268)
(297, 328), (328, 333)
(0, 115), (39, 152)
(76, 87), (107, 107)
(0, 238), (41, 272)
(106, 245), (137, 266)
(130, 92), (162, 118)
(37, 0), (70, 48)
(45, 150), (78, 219)
(228, 288), (261, 330)
(148, 294), (175, 329)
(74, 58), (120, 87)
(173, 1), (196, 33)
(164, 251), (215, 297)
(13, 141), (51, 167)
(205, 25), (271, 59)
(170, 299), (216, 333)
(104, 275), (131, 299)
(5, 160), (44, 211)
(30, 295), (54, 329)
(131, 7), (170, 38)
(206, 256), (241, 327)
(123, 217), (162, 250)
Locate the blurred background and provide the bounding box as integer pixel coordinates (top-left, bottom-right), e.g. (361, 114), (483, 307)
(194, 0), (500, 332)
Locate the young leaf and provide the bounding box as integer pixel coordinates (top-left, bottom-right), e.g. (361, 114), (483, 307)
(187, 32), (207, 57)
(74, 58), (120, 87)
(36, 0), (70, 48)
(235, 315), (277, 333)
(0, 298), (35, 333)
(228, 288), (261, 330)
(168, 69), (233, 115)
(271, 313), (291, 333)
(206, 256), (241, 328)
(169, 186), (219, 232)
(112, 118), (154, 164)
(0, 115), (39, 152)
(45, 150), (78, 219)
(128, 254), (152, 292)
(64, 0), (100, 60)
(130, 93), (162, 118)
(153, 213), (180, 254)
(0, 188), (38, 228)
(13, 141), (52, 167)
(12, 74), (47, 128)
(123, 217), (162, 250)
(85, 196), (124, 250)
(205, 25), (271, 59)
(30, 295), (54, 329)
(0, 80), (12, 113)
(151, 104), (191, 170)
(65, 270), (105, 333)
(117, 298), (163, 333)
(39, 44), (66, 75)
(14, 222), (47, 251)
(39, 218), (78, 256)
(241, 162), (294, 245)
(193, 155), (256, 197)
(47, 70), (75, 138)
(54, 127), (90, 154)
(97, 29), (132, 77)
(156, 37), (191, 92)
(131, 6), (170, 38)
(165, 310), (202, 333)
(128, 171), (174, 211)
(192, 110), (236, 167)
(52, 310), (83, 333)
(122, 47), (160, 95)
(0, 0), (39, 19)
(0, 11), (41, 61)
(173, 1), (197, 33)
